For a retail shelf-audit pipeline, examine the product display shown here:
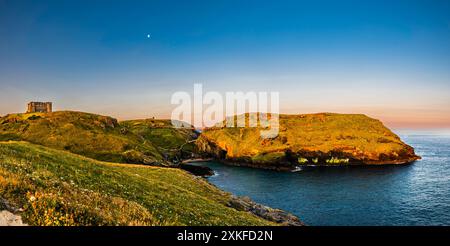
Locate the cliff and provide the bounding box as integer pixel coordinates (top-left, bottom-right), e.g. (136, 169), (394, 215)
(0, 112), (304, 225)
(196, 113), (420, 170)
(0, 111), (197, 166)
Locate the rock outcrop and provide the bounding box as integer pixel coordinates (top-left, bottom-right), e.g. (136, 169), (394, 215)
(0, 197), (26, 226)
(196, 113), (420, 170)
(227, 196), (304, 226)
(179, 164), (215, 177)
(0, 211), (27, 226)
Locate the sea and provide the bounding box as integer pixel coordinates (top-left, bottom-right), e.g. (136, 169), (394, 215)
(193, 130), (450, 225)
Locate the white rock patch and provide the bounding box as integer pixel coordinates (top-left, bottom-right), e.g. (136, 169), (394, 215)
(0, 210), (27, 226)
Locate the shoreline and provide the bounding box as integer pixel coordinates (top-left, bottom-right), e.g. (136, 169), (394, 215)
(179, 158), (305, 225)
(187, 157), (420, 172)
(181, 158), (214, 164)
(191, 156), (423, 226)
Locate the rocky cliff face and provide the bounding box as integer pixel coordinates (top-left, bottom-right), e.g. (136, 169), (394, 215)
(196, 113), (420, 170)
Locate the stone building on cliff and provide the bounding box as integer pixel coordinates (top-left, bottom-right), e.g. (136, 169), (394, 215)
(27, 102), (52, 113)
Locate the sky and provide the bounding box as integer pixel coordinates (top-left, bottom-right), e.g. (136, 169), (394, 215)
(0, 0), (449, 128)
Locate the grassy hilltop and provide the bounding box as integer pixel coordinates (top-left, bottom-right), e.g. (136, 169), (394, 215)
(121, 118), (198, 160)
(0, 141), (273, 225)
(0, 111), (196, 165)
(196, 113), (420, 169)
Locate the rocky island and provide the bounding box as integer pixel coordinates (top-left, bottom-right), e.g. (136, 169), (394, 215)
(196, 113), (421, 170)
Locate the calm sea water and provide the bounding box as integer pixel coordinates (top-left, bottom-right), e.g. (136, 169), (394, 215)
(194, 131), (450, 225)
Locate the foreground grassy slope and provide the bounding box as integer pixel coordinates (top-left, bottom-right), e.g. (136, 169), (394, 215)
(197, 113), (420, 168)
(0, 141), (273, 225)
(0, 111), (196, 165)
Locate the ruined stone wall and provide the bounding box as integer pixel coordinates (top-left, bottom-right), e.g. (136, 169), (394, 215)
(27, 102), (52, 113)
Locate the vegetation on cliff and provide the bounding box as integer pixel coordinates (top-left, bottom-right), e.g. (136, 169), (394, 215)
(0, 141), (274, 225)
(196, 113), (420, 169)
(121, 119), (198, 161)
(0, 111), (196, 166)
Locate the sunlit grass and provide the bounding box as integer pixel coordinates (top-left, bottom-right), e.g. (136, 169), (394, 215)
(197, 113), (419, 165)
(0, 141), (273, 226)
(0, 111), (196, 165)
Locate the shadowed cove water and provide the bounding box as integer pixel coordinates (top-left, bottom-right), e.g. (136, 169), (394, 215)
(194, 132), (450, 225)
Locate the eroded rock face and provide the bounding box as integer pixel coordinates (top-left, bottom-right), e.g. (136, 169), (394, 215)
(227, 196), (304, 226)
(196, 113), (421, 169)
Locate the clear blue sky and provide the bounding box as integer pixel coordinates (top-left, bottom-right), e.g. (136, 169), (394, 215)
(0, 0), (449, 127)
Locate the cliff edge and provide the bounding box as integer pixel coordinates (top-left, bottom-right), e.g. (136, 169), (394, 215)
(196, 113), (420, 170)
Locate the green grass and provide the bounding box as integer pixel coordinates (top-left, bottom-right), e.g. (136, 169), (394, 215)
(121, 119), (198, 161)
(0, 111), (196, 165)
(197, 113), (420, 165)
(0, 141), (273, 226)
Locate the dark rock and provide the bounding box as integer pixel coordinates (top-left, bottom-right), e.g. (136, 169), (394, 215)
(120, 127), (128, 135)
(227, 195), (305, 226)
(179, 164), (214, 177)
(0, 197), (17, 212)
